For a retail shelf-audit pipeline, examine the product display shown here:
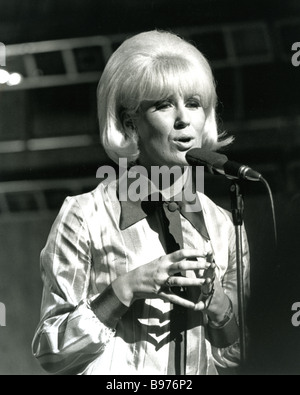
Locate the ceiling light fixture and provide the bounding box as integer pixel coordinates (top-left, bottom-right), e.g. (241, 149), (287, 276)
(0, 69), (23, 86)
(0, 69), (10, 84)
(7, 72), (23, 86)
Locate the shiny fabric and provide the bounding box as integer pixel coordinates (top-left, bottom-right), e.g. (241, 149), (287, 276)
(32, 176), (250, 375)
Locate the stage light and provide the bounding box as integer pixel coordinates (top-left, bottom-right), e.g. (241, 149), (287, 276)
(0, 69), (9, 84)
(7, 72), (23, 86)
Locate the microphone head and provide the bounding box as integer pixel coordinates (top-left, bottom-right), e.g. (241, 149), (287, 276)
(186, 148), (228, 168)
(186, 148), (262, 181)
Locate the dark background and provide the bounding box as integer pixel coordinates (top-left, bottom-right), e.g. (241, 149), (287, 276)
(0, 0), (300, 375)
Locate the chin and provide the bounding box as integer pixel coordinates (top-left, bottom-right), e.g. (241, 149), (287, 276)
(175, 152), (190, 167)
(155, 151), (190, 168)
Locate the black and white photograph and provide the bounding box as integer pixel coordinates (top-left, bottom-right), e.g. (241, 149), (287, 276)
(0, 0), (300, 377)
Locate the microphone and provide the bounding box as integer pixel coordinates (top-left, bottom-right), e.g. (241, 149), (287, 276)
(186, 148), (262, 181)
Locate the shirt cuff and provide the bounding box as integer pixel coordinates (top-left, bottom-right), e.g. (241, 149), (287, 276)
(90, 284), (129, 330)
(206, 300), (240, 348)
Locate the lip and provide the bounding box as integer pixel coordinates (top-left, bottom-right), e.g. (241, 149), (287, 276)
(173, 137), (195, 151)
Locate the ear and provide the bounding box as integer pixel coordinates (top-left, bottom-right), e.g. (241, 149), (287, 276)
(122, 112), (136, 133)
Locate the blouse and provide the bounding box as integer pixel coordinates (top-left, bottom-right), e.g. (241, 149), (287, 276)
(32, 173), (250, 375)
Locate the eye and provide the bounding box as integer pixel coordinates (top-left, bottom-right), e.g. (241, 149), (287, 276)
(155, 100), (173, 111)
(186, 98), (202, 109)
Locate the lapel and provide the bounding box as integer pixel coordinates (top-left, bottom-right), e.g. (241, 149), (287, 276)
(118, 168), (210, 241)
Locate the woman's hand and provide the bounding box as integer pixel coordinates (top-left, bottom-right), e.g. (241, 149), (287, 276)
(194, 274), (232, 325)
(112, 248), (210, 309)
(112, 248), (231, 323)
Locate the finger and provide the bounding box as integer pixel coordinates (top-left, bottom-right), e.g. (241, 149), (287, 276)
(195, 264), (213, 278)
(204, 266), (216, 282)
(196, 257), (209, 265)
(169, 260), (211, 274)
(159, 291), (196, 309)
(168, 249), (207, 262)
(193, 301), (206, 311)
(201, 279), (214, 294)
(164, 276), (205, 288)
(196, 269), (205, 278)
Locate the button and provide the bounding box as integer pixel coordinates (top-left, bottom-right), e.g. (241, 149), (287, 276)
(167, 201), (179, 212)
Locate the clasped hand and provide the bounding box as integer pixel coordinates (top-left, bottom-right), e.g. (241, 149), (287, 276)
(112, 249), (229, 320)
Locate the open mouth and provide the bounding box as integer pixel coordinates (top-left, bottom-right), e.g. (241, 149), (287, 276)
(174, 137), (194, 150)
(177, 137), (192, 143)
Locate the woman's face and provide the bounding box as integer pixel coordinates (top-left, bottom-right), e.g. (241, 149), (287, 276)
(133, 92), (206, 170)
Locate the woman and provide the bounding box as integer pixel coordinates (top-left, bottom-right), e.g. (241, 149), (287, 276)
(32, 30), (250, 375)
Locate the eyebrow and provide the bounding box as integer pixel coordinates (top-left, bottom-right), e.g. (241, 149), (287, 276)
(139, 92), (202, 108)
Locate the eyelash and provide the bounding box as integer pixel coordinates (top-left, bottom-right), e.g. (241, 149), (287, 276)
(155, 101), (172, 110)
(186, 100), (201, 108)
(155, 99), (201, 110)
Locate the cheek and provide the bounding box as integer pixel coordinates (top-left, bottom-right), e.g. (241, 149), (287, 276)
(194, 112), (207, 134)
(140, 118), (170, 143)
(195, 110), (207, 127)
(149, 115), (170, 133)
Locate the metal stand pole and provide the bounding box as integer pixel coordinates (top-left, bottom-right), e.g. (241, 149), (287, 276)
(230, 181), (247, 368)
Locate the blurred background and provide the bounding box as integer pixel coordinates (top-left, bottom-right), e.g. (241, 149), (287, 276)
(0, 0), (300, 375)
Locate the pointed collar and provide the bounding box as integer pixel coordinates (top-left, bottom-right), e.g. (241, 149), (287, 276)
(118, 167), (210, 240)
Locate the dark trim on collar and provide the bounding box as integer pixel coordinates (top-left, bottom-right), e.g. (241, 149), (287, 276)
(118, 170), (210, 240)
(119, 198), (147, 230)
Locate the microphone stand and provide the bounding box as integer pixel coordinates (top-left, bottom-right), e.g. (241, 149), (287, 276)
(230, 181), (247, 369)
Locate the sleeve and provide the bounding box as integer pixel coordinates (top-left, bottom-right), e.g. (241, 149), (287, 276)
(211, 221), (250, 369)
(31, 196), (126, 375)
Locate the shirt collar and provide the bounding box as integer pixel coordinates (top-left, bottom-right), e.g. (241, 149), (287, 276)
(118, 167), (210, 240)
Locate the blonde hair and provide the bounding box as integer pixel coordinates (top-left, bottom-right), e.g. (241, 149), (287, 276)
(97, 30), (233, 164)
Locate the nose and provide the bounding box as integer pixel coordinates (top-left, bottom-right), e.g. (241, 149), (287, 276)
(174, 105), (190, 130)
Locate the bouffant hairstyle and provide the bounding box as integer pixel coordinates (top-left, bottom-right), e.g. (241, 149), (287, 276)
(97, 30), (232, 164)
